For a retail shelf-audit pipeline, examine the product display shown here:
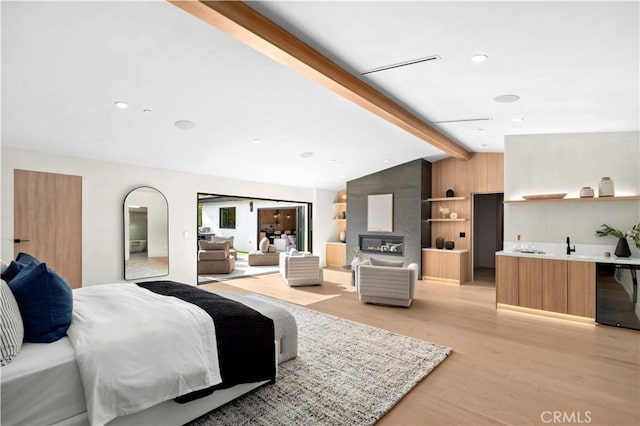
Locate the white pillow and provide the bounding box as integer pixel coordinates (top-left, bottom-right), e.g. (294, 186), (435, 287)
(259, 237), (269, 254)
(0, 260), (7, 274)
(1, 279), (24, 366)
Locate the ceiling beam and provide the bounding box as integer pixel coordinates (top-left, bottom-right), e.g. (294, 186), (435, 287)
(169, 0), (472, 161)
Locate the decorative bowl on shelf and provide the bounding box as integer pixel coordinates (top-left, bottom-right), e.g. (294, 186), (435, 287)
(579, 187), (594, 198)
(522, 193), (567, 200)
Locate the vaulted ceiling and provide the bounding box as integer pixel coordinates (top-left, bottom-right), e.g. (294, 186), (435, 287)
(2, 1), (638, 190)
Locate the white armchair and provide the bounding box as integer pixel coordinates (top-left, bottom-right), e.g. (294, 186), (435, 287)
(279, 252), (323, 287)
(356, 260), (418, 307)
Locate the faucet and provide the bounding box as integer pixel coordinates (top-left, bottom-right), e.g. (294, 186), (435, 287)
(566, 236), (576, 255)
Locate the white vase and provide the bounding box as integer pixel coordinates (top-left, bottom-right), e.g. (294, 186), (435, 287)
(339, 231), (346, 242)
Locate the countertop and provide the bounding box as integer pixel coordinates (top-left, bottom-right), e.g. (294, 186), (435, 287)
(422, 248), (469, 254)
(497, 250), (640, 266)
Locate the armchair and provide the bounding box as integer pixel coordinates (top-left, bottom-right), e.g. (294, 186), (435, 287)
(197, 240), (235, 274)
(356, 259), (418, 307)
(279, 251), (323, 286)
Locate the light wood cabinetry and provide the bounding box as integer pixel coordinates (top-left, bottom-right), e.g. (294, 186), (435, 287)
(542, 259), (568, 313)
(496, 254), (596, 320)
(422, 249), (469, 284)
(326, 243), (347, 267)
(326, 189), (347, 267)
(567, 261), (595, 318)
(431, 153), (504, 280)
(518, 258), (543, 309)
(496, 255), (518, 305)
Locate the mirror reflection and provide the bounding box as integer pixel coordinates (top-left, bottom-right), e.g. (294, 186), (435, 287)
(124, 186), (169, 280)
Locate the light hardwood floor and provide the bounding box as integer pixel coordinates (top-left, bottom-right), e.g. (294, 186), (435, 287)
(200, 268), (639, 426)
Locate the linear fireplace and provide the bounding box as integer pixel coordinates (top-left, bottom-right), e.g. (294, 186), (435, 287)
(359, 234), (404, 256)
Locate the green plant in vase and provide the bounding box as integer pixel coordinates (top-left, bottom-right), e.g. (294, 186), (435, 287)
(595, 223), (640, 258)
(349, 246), (365, 268)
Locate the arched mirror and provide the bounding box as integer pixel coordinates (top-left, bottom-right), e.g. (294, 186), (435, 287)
(124, 186), (169, 280)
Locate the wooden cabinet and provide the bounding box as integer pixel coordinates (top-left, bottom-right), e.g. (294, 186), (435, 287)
(518, 258), (543, 309)
(496, 255), (596, 320)
(326, 243), (346, 267)
(496, 255), (518, 305)
(422, 249), (469, 284)
(326, 189), (347, 267)
(567, 261), (595, 318)
(542, 259), (567, 313)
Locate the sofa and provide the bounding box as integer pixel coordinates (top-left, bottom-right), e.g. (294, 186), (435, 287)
(247, 237), (280, 266)
(356, 257), (418, 307)
(205, 236), (237, 260)
(279, 251), (323, 286)
(197, 240), (235, 274)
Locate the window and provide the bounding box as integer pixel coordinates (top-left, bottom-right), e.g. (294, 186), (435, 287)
(219, 207), (236, 229)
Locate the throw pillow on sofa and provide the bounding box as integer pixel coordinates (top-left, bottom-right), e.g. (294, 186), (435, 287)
(199, 240), (230, 251)
(259, 237), (270, 254)
(8, 262), (73, 343)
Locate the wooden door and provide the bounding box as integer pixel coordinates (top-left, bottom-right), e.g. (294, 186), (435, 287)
(542, 259), (568, 313)
(518, 257), (542, 309)
(14, 170), (82, 288)
(496, 255), (519, 305)
(567, 261), (596, 319)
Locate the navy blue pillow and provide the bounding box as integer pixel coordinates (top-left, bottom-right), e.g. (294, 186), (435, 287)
(8, 262), (73, 343)
(0, 252), (40, 283)
(15, 252), (40, 265)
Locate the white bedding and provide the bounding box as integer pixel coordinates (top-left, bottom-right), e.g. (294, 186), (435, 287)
(67, 283), (222, 426)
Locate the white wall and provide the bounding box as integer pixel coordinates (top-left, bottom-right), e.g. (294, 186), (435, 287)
(1, 148), (333, 285)
(504, 132), (640, 253)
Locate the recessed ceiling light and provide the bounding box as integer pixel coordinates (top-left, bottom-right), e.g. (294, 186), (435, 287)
(143, 109), (152, 114)
(477, 128), (484, 132)
(300, 152), (314, 158)
(512, 117), (524, 123)
(114, 101), (128, 109)
(471, 53), (488, 63)
(174, 120), (196, 130)
(383, 159), (390, 163)
(494, 94), (520, 103)
(252, 138), (262, 144)
(479, 144), (488, 148)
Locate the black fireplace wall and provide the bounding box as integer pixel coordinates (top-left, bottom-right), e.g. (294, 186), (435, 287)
(346, 159), (431, 277)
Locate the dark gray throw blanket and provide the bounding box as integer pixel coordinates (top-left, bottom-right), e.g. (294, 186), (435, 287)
(137, 281), (276, 403)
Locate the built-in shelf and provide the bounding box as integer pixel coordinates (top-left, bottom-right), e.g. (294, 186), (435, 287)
(333, 202), (347, 207)
(504, 195), (640, 205)
(424, 197), (467, 202)
(425, 218), (468, 222)
(333, 218), (346, 222)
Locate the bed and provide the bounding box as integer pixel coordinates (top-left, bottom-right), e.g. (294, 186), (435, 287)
(1, 281), (298, 426)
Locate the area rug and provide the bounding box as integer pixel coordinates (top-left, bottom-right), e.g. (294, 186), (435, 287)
(189, 295), (452, 426)
(197, 256), (280, 284)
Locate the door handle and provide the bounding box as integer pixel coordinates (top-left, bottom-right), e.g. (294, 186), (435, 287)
(14, 239), (30, 243)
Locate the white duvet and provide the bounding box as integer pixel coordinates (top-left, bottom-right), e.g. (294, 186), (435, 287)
(67, 283), (221, 426)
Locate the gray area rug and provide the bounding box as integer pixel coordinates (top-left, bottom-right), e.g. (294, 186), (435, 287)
(197, 256), (280, 284)
(190, 294), (452, 426)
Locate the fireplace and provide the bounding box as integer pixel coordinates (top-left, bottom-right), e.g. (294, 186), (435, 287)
(359, 234), (404, 256)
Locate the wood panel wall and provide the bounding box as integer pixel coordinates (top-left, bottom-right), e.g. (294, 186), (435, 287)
(431, 153), (504, 279)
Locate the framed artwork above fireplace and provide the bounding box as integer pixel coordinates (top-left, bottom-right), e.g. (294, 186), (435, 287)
(367, 193), (393, 232)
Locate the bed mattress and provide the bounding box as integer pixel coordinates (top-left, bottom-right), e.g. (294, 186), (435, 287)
(1, 337), (85, 426)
